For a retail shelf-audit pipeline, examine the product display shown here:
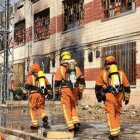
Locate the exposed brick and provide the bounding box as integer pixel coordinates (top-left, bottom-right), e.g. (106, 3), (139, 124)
(57, 15), (63, 32)
(136, 64), (140, 79)
(50, 17), (56, 35)
(84, 68), (101, 81)
(84, 2), (94, 24)
(84, 0), (102, 24)
(26, 27), (32, 42)
(136, 0), (140, 7)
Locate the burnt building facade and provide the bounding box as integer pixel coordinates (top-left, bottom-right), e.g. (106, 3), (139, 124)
(0, 0), (140, 90)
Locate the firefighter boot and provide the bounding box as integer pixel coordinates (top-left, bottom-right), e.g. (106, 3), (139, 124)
(74, 123), (80, 132)
(43, 116), (50, 129)
(109, 135), (118, 140)
(54, 93), (60, 101)
(68, 128), (75, 132)
(30, 125), (38, 130)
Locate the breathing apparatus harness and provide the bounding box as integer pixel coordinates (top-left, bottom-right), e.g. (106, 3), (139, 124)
(24, 71), (52, 97)
(103, 64), (124, 96)
(60, 59), (78, 89)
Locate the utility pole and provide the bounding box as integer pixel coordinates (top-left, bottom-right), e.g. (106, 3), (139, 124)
(2, 0), (10, 103)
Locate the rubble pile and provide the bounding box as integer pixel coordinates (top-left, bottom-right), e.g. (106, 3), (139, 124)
(78, 104), (140, 122)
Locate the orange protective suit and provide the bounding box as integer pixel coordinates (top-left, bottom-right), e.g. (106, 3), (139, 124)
(95, 69), (130, 137)
(0, 132), (4, 140)
(26, 64), (51, 128)
(55, 61), (85, 130)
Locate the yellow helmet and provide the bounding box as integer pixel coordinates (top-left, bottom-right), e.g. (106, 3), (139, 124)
(105, 56), (116, 65)
(61, 51), (71, 61)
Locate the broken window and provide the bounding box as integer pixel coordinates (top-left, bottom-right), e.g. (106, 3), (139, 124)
(33, 56), (50, 73)
(102, 0), (136, 19)
(62, 0), (84, 31)
(14, 20), (26, 46)
(34, 8), (50, 42)
(101, 42), (136, 85)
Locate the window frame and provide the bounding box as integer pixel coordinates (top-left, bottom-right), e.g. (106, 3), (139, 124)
(14, 19), (26, 46)
(34, 8), (50, 42)
(62, 0), (84, 32)
(102, 0), (136, 19)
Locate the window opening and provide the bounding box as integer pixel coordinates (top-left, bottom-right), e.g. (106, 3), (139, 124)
(34, 8), (50, 42)
(102, 0), (136, 19)
(14, 20), (26, 46)
(63, 0), (84, 31)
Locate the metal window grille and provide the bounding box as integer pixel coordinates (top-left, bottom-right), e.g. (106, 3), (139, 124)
(14, 20), (26, 46)
(101, 42), (136, 85)
(102, 0), (136, 19)
(63, 0), (84, 31)
(34, 8), (50, 42)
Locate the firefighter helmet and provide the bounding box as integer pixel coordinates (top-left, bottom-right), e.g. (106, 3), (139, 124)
(61, 51), (71, 61)
(105, 56), (116, 65)
(31, 63), (41, 73)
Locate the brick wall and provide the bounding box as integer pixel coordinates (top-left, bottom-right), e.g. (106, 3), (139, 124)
(84, 68), (101, 81)
(136, 64), (140, 79)
(137, 0), (140, 7)
(26, 27), (32, 43)
(50, 17), (57, 35)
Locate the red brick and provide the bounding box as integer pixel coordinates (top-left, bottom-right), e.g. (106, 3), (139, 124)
(136, 64), (140, 79)
(26, 27), (32, 42)
(84, 0), (102, 24)
(84, 68), (101, 81)
(57, 15), (63, 32)
(50, 17), (56, 34)
(136, 0), (140, 7)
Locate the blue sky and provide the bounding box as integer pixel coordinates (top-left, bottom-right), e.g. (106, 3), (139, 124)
(0, 0), (20, 11)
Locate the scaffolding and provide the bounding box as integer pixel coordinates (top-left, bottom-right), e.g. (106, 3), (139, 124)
(0, 0), (14, 103)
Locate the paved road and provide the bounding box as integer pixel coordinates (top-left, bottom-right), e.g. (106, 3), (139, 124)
(0, 103), (140, 140)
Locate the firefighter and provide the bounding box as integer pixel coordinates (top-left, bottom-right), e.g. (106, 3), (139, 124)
(0, 132), (4, 140)
(95, 56), (131, 140)
(25, 63), (52, 130)
(55, 51), (85, 132)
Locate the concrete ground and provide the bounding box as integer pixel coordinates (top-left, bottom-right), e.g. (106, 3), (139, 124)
(0, 89), (140, 140)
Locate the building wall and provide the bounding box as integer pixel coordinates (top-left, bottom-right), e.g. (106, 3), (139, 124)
(0, 0), (140, 89)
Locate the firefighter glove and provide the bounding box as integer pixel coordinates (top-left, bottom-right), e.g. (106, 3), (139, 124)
(96, 92), (101, 102)
(125, 100), (129, 105)
(79, 84), (85, 93)
(96, 91), (106, 102)
(78, 92), (83, 100)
